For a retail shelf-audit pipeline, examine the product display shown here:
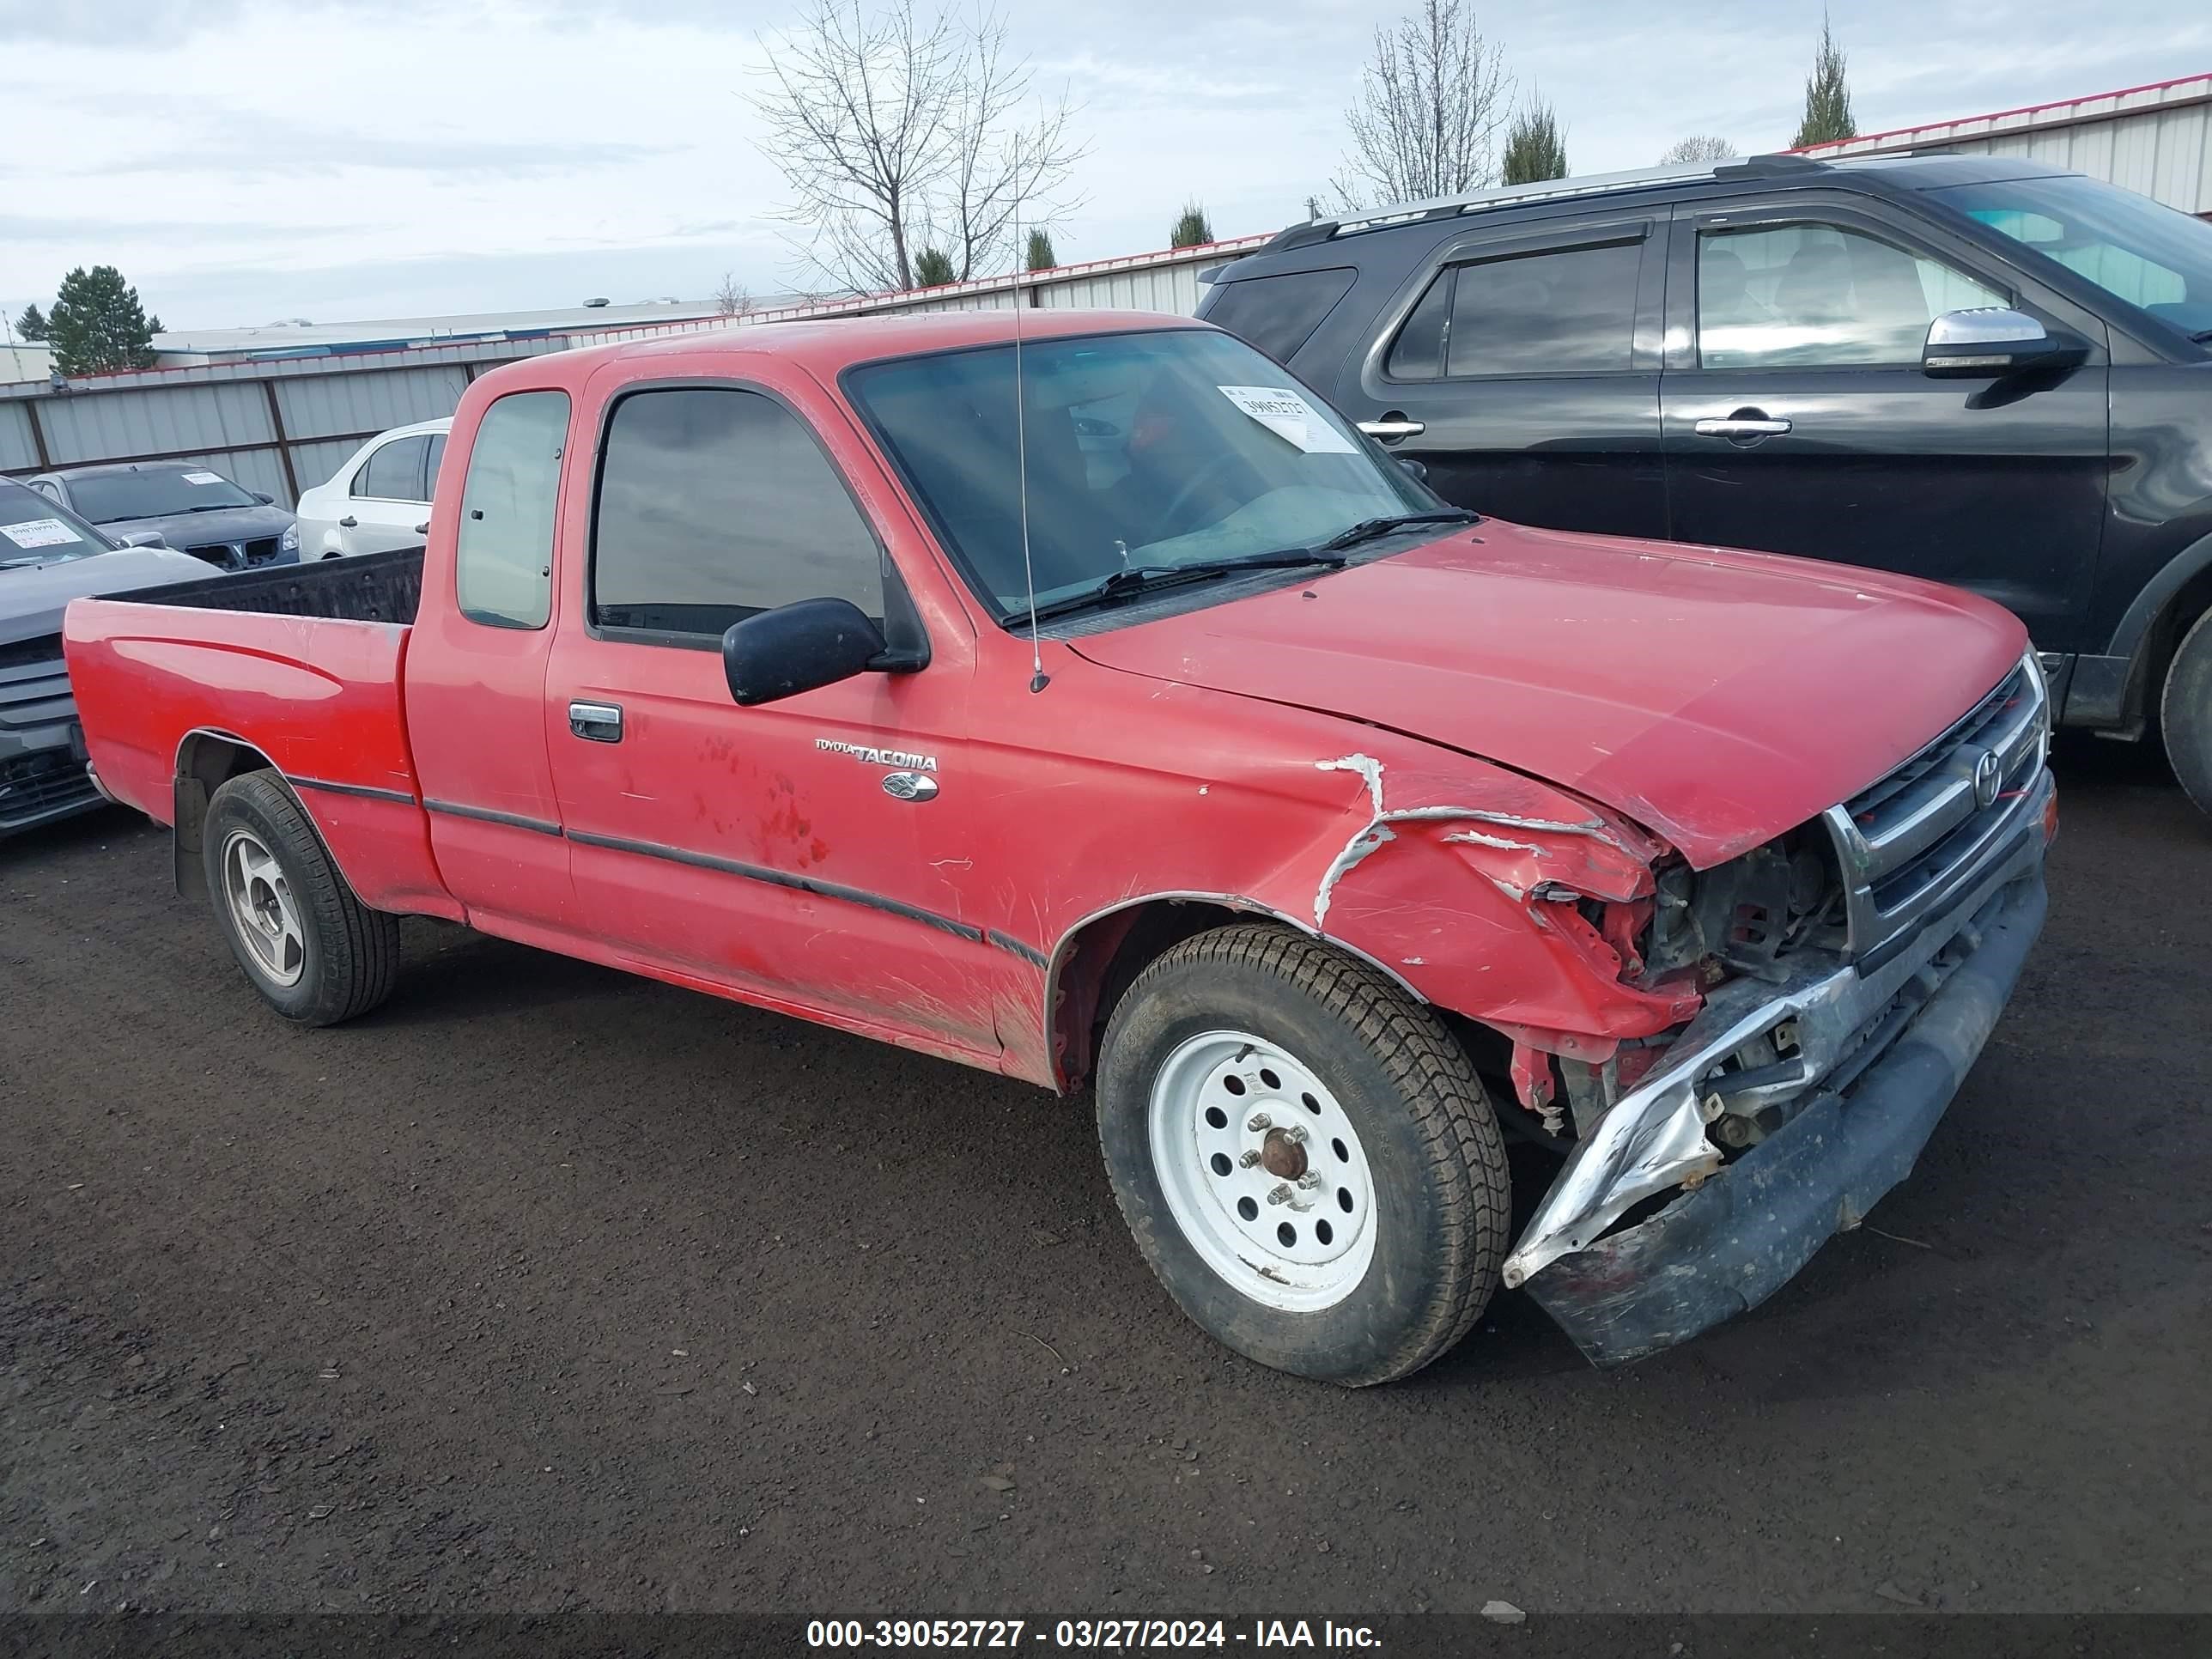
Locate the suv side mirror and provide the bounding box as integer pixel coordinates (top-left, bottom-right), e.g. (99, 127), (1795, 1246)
(723, 597), (890, 707)
(1923, 308), (2087, 378)
(115, 530), (170, 550)
(254, 491), (276, 505)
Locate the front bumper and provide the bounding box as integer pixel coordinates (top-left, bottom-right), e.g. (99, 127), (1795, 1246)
(1513, 768), (2051, 1366)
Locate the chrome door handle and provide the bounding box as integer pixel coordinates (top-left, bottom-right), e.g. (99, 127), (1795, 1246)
(338, 515), (358, 527)
(1694, 416), (1794, 438)
(1358, 419), (1426, 440)
(568, 701), (623, 743)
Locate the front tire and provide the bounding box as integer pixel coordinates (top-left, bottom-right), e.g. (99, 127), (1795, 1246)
(1096, 925), (1510, 1386)
(2161, 608), (2212, 819)
(203, 771), (399, 1024)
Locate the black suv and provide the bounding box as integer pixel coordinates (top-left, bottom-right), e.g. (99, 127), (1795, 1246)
(1197, 154), (2212, 814)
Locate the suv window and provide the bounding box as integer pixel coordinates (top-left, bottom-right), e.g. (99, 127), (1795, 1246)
(455, 391), (568, 630)
(591, 387), (883, 639)
(1698, 222), (2005, 368)
(1934, 173), (2212, 334)
(1205, 268), (1357, 362)
(1389, 239), (1643, 380)
(356, 434), (428, 501)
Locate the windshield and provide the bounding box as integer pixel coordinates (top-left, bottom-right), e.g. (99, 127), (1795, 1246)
(845, 328), (1432, 621)
(0, 479), (115, 568)
(69, 466), (259, 522)
(1934, 173), (2212, 340)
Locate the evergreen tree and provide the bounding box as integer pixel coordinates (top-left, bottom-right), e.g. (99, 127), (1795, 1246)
(14, 303), (49, 342)
(912, 247), (957, 288)
(1170, 203), (1213, 248)
(46, 266), (161, 376)
(1024, 228), (1056, 271)
(1792, 15), (1856, 147)
(1498, 101), (1567, 185)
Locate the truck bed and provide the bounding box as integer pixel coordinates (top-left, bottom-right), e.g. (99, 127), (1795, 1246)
(63, 545), (453, 916)
(108, 544), (423, 623)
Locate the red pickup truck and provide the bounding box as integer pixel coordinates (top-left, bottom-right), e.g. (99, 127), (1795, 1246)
(65, 310), (2055, 1383)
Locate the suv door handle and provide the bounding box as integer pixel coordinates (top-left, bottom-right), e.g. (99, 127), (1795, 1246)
(1694, 413), (1794, 441)
(1358, 416), (1426, 441)
(338, 515), (358, 527)
(568, 701), (623, 743)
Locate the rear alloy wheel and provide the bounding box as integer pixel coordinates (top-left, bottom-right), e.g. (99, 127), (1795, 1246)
(1097, 924), (1510, 1386)
(203, 770), (399, 1024)
(2160, 607), (2212, 819)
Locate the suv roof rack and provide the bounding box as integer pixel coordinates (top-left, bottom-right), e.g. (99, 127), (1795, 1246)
(1259, 153), (1833, 252)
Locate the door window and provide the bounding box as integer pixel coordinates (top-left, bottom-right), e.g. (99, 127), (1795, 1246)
(423, 433), (447, 499)
(356, 434), (428, 501)
(455, 391), (568, 630)
(1697, 223), (2007, 368)
(590, 387), (884, 640)
(1205, 267), (1357, 363)
(1387, 239), (1643, 380)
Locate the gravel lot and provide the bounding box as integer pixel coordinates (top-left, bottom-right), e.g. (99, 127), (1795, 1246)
(3, 736), (2208, 1623)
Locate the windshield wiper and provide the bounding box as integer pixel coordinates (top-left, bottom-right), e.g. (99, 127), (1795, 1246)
(1017, 549), (1348, 627)
(1318, 508), (1480, 553)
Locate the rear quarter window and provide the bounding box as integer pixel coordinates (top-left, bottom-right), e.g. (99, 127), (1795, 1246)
(1202, 267), (1357, 363)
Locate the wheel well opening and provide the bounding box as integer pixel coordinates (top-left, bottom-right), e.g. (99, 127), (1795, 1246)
(173, 732), (279, 902)
(1051, 900), (1258, 1092)
(2142, 563), (2212, 733)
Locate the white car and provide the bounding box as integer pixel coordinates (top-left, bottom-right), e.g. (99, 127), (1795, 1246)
(295, 416), (450, 559)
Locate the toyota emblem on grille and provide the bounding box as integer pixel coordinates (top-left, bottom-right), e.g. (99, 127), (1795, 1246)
(1971, 748), (2002, 810)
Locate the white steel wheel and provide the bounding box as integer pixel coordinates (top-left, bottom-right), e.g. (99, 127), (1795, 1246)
(221, 825), (307, 988)
(1148, 1030), (1377, 1311)
(1097, 924), (1511, 1386)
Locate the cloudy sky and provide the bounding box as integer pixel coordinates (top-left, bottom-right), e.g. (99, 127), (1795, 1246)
(3, 0), (2207, 331)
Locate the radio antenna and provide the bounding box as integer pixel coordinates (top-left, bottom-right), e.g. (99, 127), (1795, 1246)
(1012, 136), (1048, 695)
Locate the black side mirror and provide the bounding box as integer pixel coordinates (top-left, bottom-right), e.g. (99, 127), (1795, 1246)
(723, 597), (890, 707)
(1396, 455), (1431, 485)
(254, 491), (276, 505)
(1923, 307), (2087, 378)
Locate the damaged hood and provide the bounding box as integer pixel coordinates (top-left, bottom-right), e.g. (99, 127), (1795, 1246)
(1066, 521), (2028, 867)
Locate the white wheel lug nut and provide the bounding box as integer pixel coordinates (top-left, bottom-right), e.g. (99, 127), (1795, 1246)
(1266, 1183), (1292, 1206)
(1238, 1150), (1262, 1168)
(1247, 1113), (1271, 1132)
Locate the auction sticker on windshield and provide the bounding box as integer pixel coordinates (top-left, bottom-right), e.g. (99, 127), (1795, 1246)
(1216, 385), (1357, 455)
(1, 517), (84, 549)
(182, 471), (226, 485)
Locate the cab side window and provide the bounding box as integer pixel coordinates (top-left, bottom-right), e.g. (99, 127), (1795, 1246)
(1697, 223), (2008, 368)
(1387, 239), (1643, 380)
(591, 387), (884, 641)
(455, 391), (568, 630)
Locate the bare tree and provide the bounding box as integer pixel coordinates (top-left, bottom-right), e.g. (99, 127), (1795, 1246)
(750, 0), (1082, 293)
(1659, 134), (1738, 165)
(1334, 0), (1512, 212)
(712, 271), (752, 317)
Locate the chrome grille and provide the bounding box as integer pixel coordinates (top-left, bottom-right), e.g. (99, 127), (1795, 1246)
(0, 641), (73, 735)
(1823, 655), (2047, 962)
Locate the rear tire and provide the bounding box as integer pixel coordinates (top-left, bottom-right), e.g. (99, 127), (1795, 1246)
(2161, 608), (2212, 819)
(203, 771), (399, 1024)
(1096, 924), (1510, 1386)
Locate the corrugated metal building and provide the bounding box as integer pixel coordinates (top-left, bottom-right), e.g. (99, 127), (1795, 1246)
(1796, 71), (2212, 217)
(0, 235), (1268, 506)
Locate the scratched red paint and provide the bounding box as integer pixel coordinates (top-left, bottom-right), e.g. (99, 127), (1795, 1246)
(62, 308), (2029, 1093)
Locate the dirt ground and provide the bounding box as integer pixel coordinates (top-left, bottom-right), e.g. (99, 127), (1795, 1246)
(3, 735), (2208, 1622)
